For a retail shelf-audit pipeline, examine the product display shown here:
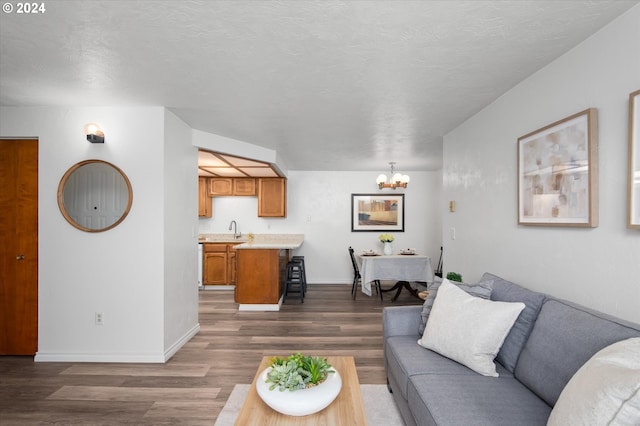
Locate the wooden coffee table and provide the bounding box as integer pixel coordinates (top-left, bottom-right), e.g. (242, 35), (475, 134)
(235, 356), (367, 425)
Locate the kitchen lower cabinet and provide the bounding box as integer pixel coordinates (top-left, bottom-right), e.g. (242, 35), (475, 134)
(229, 250), (237, 285)
(235, 249), (289, 303)
(202, 243), (239, 285)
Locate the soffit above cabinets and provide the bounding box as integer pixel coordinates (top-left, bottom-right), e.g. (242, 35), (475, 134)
(198, 150), (280, 178)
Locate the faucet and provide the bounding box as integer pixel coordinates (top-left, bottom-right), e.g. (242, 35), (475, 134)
(228, 220), (241, 239)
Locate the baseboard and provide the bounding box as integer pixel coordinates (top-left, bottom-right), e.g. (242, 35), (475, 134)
(164, 323), (200, 361)
(238, 296), (283, 311)
(35, 351), (167, 363)
(34, 323), (201, 363)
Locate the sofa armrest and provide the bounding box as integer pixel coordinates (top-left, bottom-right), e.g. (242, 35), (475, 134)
(383, 306), (422, 340)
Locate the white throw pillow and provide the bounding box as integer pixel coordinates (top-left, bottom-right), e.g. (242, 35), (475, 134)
(547, 337), (640, 426)
(418, 279), (525, 377)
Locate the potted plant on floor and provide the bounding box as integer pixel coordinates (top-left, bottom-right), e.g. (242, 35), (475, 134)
(446, 272), (463, 283)
(256, 353), (342, 416)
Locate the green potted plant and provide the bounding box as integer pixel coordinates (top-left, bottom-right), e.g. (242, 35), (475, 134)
(446, 272), (463, 283)
(256, 352), (342, 416)
(266, 353), (334, 391)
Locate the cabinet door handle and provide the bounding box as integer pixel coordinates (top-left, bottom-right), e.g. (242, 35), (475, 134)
(16, 255), (25, 260)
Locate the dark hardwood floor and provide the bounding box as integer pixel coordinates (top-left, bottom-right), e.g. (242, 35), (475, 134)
(0, 284), (423, 425)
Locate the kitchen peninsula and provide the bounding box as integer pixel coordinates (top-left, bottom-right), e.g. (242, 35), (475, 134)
(199, 234), (304, 311)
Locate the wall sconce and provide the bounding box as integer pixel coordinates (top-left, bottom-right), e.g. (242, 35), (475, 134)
(376, 162), (410, 190)
(84, 123), (104, 143)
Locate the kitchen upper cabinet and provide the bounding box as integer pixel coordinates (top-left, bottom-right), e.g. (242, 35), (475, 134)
(258, 178), (286, 217)
(208, 177), (256, 196)
(198, 177), (212, 218)
(208, 178), (233, 196)
(200, 177), (286, 217)
(233, 178), (256, 196)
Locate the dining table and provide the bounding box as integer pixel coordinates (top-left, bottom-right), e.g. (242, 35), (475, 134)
(357, 252), (434, 301)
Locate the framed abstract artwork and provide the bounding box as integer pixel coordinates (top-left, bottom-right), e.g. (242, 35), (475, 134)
(351, 193), (404, 232)
(628, 90), (640, 229)
(518, 108), (598, 227)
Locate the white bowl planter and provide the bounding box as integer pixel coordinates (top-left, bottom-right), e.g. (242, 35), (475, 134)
(255, 367), (342, 416)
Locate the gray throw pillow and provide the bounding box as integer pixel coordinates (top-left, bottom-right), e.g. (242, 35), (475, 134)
(418, 278), (494, 335)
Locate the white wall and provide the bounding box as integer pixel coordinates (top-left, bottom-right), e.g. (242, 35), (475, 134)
(0, 106), (198, 362)
(198, 170), (442, 284)
(163, 110), (200, 356)
(443, 6), (640, 323)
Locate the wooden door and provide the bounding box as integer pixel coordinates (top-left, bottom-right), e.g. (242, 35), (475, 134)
(0, 139), (38, 355)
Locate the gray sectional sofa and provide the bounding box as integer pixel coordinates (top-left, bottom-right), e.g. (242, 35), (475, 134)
(382, 272), (640, 426)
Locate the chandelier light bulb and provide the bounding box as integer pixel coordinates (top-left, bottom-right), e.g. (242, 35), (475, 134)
(376, 174), (388, 184)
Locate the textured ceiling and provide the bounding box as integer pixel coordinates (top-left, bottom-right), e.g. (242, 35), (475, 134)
(1, 1), (637, 172)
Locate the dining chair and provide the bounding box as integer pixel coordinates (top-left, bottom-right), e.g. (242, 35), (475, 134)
(434, 246), (443, 278)
(348, 246), (382, 300)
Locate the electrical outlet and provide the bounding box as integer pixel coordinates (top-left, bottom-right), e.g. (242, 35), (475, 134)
(95, 312), (104, 325)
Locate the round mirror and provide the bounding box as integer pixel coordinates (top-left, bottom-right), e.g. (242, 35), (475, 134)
(57, 160), (133, 232)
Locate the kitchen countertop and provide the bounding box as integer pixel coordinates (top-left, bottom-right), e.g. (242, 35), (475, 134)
(198, 233), (303, 250)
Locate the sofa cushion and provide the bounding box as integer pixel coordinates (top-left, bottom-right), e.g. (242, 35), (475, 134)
(385, 335), (512, 400)
(481, 273), (546, 373)
(408, 374), (551, 426)
(419, 280), (525, 377)
(547, 337), (640, 426)
(384, 305), (423, 340)
(515, 298), (640, 406)
(418, 278), (492, 335)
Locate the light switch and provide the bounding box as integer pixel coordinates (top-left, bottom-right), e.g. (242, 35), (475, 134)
(450, 227), (456, 240)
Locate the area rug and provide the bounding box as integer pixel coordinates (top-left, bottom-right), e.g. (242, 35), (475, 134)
(214, 383), (404, 425)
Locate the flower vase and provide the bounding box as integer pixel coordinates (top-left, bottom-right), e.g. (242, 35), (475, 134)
(383, 242), (393, 256)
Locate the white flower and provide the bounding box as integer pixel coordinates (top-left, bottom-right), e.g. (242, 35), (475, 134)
(379, 233), (394, 243)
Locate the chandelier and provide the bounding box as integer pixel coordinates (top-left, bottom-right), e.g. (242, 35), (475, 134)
(376, 162), (410, 190)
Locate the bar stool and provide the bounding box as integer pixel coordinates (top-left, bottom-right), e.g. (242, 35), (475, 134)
(291, 255), (307, 295)
(283, 261), (304, 303)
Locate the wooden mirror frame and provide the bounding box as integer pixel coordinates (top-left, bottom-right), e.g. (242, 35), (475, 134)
(57, 159), (133, 232)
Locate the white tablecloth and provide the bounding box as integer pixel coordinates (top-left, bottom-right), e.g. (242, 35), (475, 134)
(357, 254), (434, 296)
